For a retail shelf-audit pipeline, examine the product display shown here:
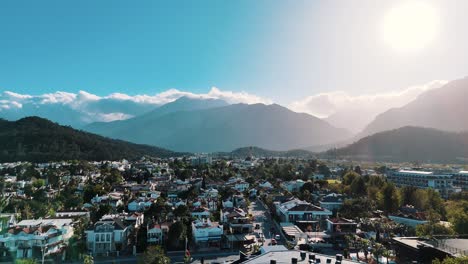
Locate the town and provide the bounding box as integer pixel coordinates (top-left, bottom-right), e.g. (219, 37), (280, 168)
(0, 155), (466, 264)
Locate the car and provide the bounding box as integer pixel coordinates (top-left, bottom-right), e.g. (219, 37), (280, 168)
(275, 234), (281, 240)
(271, 238), (277, 245)
(255, 224), (261, 229)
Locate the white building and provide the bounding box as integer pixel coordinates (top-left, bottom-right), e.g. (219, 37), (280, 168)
(453, 171), (468, 190)
(319, 193), (345, 211)
(0, 218), (74, 260)
(147, 223), (170, 245)
(84, 217), (131, 255)
(191, 219), (223, 248)
(275, 199), (332, 224)
(387, 170), (461, 198)
(281, 180), (305, 192)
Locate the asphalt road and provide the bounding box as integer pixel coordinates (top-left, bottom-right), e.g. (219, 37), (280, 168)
(249, 198), (284, 247)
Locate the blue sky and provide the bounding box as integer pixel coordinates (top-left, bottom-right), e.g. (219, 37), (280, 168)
(1, 0), (468, 105)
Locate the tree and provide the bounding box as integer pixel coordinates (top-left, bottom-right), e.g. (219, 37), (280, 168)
(167, 221), (187, 250)
(32, 179), (45, 189)
(173, 205), (189, 219)
(354, 166), (362, 175)
(446, 200), (468, 234)
(433, 256), (468, 264)
(342, 171), (359, 185)
(138, 246), (170, 264)
(379, 182), (400, 213)
(416, 223), (455, 238)
(350, 176), (367, 196)
(15, 259), (37, 264)
(317, 164), (331, 178)
(83, 254), (94, 264)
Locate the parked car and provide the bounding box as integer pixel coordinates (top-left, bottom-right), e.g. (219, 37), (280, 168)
(255, 223), (261, 229)
(271, 238), (277, 245)
(275, 234), (281, 240)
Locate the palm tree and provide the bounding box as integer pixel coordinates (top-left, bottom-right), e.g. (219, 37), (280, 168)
(382, 249), (392, 264)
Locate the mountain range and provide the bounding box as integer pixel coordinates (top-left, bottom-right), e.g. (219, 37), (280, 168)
(85, 99), (352, 152)
(1, 76), (468, 154)
(324, 126), (468, 163)
(216, 146), (315, 159)
(0, 117), (180, 162)
(360, 76), (468, 137)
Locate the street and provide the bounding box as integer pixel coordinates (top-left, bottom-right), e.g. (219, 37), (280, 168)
(249, 198), (284, 247)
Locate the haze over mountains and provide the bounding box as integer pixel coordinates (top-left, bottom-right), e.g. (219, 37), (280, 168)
(361, 77), (468, 137)
(325, 126), (468, 163)
(85, 99), (351, 152)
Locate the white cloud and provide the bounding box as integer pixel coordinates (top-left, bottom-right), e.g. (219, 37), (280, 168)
(40, 91), (77, 104)
(0, 100), (22, 110)
(0, 87), (271, 123)
(94, 112), (134, 122)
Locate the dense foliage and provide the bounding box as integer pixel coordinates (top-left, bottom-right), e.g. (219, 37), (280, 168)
(0, 117), (181, 162)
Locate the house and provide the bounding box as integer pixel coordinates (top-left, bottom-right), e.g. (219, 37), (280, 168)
(147, 223), (171, 245)
(222, 199), (234, 208)
(319, 193), (345, 212)
(220, 207), (253, 234)
(128, 198), (153, 212)
(326, 218), (357, 238)
(281, 180), (305, 192)
(0, 214), (17, 234)
(0, 218), (74, 260)
(275, 199), (332, 224)
(389, 213), (428, 228)
(389, 205), (428, 228)
(84, 216), (131, 255)
(191, 207), (211, 219)
(258, 181), (273, 189)
(91, 192), (124, 208)
(191, 219), (223, 248)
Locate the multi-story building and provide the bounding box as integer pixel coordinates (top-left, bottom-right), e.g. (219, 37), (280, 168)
(386, 170), (461, 198)
(84, 216), (131, 255)
(0, 218), (74, 260)
(453, 171), (468, 191)
(191, 219), (223, 248)
(275, 199), (332, 224)
(147, 223), (170, 245)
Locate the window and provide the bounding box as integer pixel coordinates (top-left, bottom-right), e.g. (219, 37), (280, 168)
(107, 234), (110, 241)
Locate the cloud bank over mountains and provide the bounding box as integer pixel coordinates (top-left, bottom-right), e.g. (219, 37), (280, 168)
(0, 80), (447, 132)
(288, 80), (447, 132)
(0, 87), (271, 125)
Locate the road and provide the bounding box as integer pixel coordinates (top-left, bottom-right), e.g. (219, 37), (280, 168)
(249, 198), (284, 247)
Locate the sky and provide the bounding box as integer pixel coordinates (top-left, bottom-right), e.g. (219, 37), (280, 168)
(1, 0), (468, 130)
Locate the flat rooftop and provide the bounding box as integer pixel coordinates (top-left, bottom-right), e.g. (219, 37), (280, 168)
(242, 249), (359, 264)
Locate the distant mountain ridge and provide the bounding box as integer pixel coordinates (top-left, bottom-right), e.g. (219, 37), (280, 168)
(85, 98), (352, 152)
(0, 117), (181, 162)
(361, 77), (468, 137)
(215, 146), (315, 158)
(85, 96), (228, 137)
(324, 126), (468, 163)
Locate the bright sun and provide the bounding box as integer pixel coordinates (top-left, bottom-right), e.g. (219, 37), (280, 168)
(382, 1), (439, 52)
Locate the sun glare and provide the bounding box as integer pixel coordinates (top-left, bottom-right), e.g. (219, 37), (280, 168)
(382, 1), (439, 53)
